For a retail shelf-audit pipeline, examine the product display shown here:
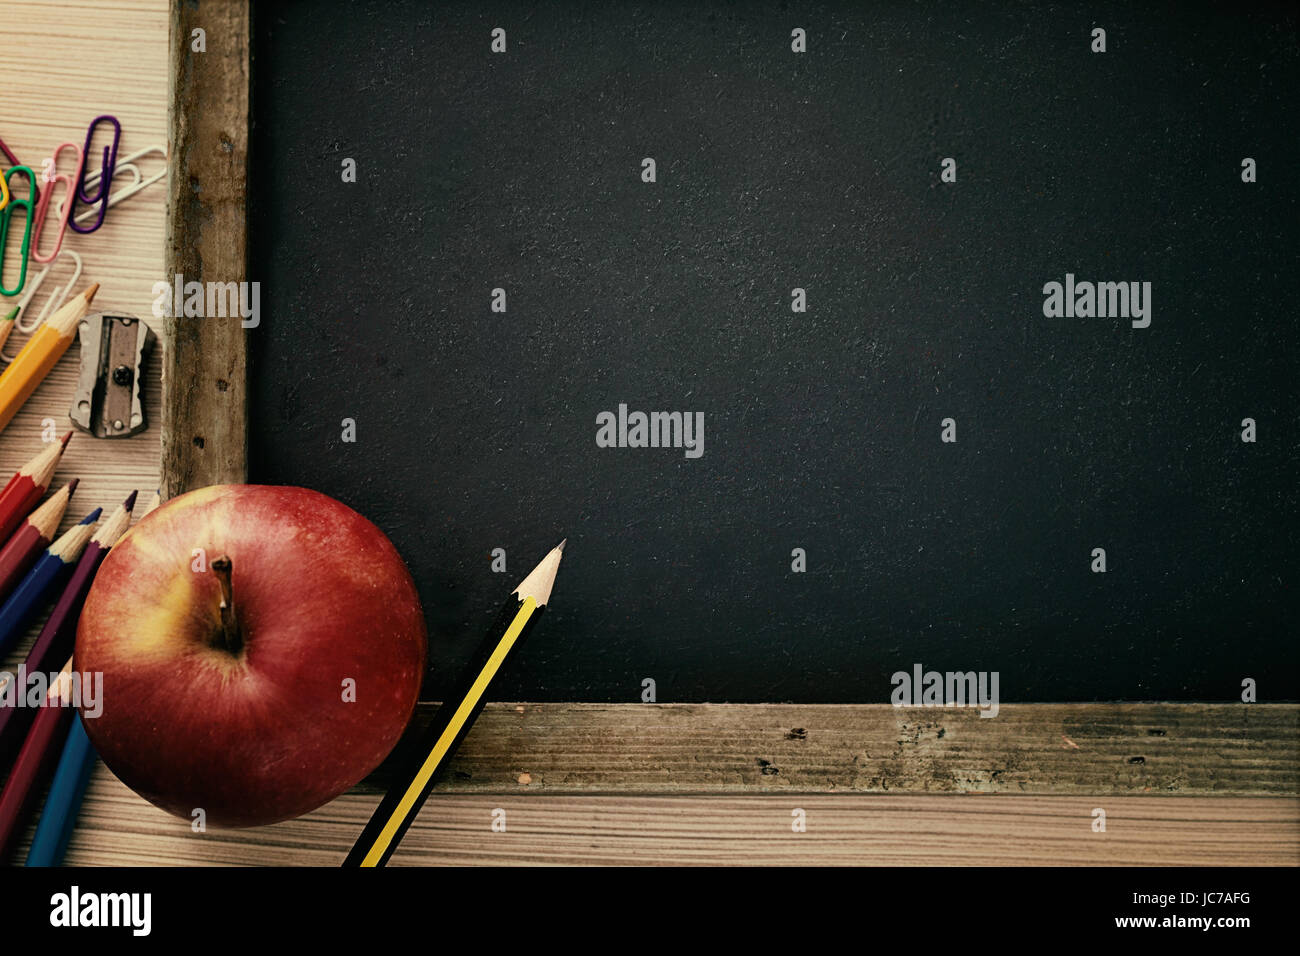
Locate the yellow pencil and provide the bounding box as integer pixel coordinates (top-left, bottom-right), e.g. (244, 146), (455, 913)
(0, 284), (98, 433)
(344, 539), (567, 867)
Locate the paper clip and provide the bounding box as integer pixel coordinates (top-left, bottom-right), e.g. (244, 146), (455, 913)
(0, 166), (36, 296)
(30, 143), (85, 263)
(69, 115), (121, 234)
(61, 145), (165, 225)
(0, 135), (38, 205)
(2, 249), (83, 364)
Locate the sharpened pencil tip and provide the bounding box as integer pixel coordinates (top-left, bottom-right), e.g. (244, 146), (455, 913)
(67, 477), (79, 495)
(60, 431), (73, 449)
(557, 538), (567, 552)
(80, 507), (103, 524)
(2, 306), (16, 323)
(84, 283), (100, 303)
(123, 490), (139, 511)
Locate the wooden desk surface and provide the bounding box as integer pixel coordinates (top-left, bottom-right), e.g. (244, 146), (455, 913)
(1, 0), (167, 512)
(1, 0), (1295, 867)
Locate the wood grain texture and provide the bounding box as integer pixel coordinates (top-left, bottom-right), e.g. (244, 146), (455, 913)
(161, 0), (249, 496)
(13, 783), (1300, 867)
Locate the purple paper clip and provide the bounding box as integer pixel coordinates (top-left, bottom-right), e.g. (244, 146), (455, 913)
(69, 115), (121, 234)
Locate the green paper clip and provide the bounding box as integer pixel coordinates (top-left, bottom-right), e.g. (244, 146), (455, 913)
(0, 166), (35, 297)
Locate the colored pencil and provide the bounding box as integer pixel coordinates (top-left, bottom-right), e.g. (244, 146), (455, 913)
(344, 539), (568, 867)
(0, 479), (77, 604)
(0, 306), (16, 355)
(25, 714), (94, 866)
(137, 489), (162, 520)
(0, 283), (98, 434)
(0, 659), (75, 859)
(0, 508), (99, 659)
(0, 432), (71, 542)
(0, 491), (134, 773)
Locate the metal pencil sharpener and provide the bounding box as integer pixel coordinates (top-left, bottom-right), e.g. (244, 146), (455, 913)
(70, 313), (156, 438)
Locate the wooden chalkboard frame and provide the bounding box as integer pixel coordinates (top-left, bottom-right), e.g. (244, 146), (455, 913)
(162, 0), (248, 497)
(159, 0), (1296, 801)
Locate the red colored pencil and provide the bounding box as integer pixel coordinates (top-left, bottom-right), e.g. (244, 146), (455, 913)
(0, 479), (77, 604)
(0, 659), (75, 859)
(0, 433), (71, 542)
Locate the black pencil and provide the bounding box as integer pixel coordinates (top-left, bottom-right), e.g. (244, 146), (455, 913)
(344, 539), (567, 867)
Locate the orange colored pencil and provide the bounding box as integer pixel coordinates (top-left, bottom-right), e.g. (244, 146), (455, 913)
(0, 432), (71, 542)
(0, 479), (77, 604)
(0, 283), (98, 434)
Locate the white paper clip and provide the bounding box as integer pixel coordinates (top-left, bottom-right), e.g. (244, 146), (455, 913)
(59, 145), (166, 224)
(2, 249), (84, 363)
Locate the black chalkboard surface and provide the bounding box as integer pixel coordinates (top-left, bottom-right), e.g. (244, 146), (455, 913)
(247, 0), (1298, 703)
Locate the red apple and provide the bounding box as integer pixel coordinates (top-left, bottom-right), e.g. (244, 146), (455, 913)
(75, 484), (426, 827)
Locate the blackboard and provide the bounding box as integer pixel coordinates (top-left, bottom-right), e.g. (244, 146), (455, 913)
(247, 0), (1298, 703)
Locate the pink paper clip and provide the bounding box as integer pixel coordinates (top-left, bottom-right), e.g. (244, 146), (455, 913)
(30, 142), (84, 264)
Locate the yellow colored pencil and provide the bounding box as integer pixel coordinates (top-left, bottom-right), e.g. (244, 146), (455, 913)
(0, 284), (98, 434)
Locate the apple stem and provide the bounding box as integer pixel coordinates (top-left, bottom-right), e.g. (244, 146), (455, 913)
(210, 555), (243, 655)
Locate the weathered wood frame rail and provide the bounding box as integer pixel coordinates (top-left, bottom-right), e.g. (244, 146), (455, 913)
(384, 702), (1297, 795)
(162, 0), (250, 496)
(160, 0), (1298, 830)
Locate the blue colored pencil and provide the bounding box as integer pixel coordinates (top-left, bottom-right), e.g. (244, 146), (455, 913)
(24, 715), (96, 866)
(0, 508), (100, 658)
